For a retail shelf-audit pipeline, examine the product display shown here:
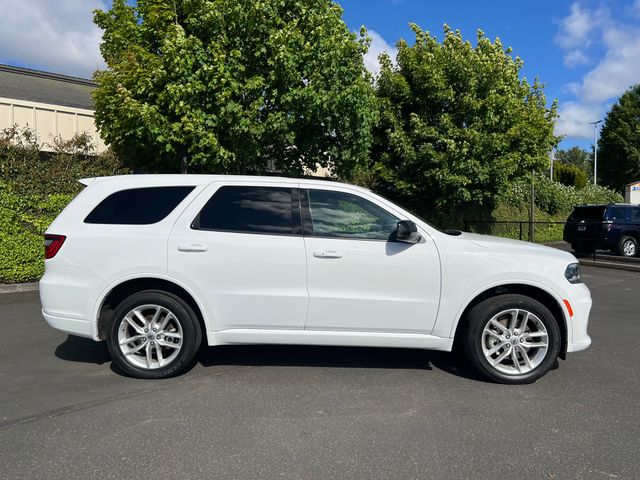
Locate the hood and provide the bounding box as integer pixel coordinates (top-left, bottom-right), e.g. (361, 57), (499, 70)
(453, 231), (576, 262)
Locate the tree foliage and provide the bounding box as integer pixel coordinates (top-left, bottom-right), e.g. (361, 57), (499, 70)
(555, 146), (591, 178)
(598, 84), (640, 190)
(369, 24), (558, 224)
(93, 0), (377, 176)
(553, 162), (587, 189)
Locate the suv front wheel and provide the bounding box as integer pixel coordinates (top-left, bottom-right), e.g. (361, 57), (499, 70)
(463, 294), (561, 384)
(107, 290), (202, 379)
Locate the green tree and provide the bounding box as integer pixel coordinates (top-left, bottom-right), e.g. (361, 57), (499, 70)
(369, 24), (557, 225)
(555, 146), (591, 179)
(553, 162), (587, 189)
(93, 0), (377, 176)
(599, 84), (640, 190)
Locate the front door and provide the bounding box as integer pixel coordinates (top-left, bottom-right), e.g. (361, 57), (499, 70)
(301, 187), (441, 334)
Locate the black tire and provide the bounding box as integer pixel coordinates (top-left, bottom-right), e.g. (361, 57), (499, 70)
(618, 235), (638, 257)
(462, 294), (561, 384)
(107, 290), (202, 379)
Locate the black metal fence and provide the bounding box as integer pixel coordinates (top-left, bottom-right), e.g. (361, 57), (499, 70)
(463, 220), (568, 243)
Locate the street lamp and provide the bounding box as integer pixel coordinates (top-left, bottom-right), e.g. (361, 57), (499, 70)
(589, 120), (603, 185)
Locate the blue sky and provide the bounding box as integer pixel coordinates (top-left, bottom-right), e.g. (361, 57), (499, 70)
(1, 0), (639, 149)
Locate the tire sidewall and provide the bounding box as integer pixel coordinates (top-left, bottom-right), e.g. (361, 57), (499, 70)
(107, 290), (201, 379)
(619, 235), (637, 257)
(464, 294), (561, 384)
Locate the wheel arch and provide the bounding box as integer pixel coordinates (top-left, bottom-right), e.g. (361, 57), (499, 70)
(452, 283), (568, 360)
(95, 276), (208, 341)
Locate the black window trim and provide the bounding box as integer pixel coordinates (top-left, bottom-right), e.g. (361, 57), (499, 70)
(190, 185), (303, 237)
(300, 188), (401, 243)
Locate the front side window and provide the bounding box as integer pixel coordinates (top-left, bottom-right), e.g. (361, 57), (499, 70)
(304, 189), (399, 240)
(85, 186), (195, 225)
(193, 186), (294, 235)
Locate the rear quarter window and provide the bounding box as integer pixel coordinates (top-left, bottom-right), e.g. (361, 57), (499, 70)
(84, 186), (195, 225)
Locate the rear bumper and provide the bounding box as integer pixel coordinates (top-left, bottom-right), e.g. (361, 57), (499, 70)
(42, 310), (94, 339)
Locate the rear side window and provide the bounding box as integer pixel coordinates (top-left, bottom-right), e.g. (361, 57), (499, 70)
(606, 207), (628, 221)
(193, 186), (294, 235)
(85, 186), (195, 225)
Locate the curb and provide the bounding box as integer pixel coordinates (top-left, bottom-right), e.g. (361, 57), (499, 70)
(0, 282), (39, 294)
(579, 259), (640, 273)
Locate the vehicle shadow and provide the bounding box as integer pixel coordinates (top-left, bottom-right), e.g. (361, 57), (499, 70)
(53, 336), (487, 382)
(197, 344), (486, 382)
(54, 335), (111, 365)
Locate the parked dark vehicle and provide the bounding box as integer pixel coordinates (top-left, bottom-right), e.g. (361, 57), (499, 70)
(563, 204), (640, 257)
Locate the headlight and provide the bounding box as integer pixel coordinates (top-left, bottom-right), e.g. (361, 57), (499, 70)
(564, 263), (582, 284)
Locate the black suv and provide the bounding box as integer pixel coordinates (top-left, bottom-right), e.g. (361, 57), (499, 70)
(563, 203), (640, 257)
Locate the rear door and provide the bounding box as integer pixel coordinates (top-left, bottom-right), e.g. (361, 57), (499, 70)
(168, 181), (308, 331)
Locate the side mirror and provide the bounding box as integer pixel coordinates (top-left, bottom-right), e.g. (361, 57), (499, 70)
(394, 220), (421, 244)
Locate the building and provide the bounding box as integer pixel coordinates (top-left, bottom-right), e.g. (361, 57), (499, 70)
(624, 181), (640, 204)
(0, 64), (105, 152)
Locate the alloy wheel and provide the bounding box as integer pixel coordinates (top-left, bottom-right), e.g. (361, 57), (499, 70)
(481, 308), (549, 375)
(117, 304), (183, 369)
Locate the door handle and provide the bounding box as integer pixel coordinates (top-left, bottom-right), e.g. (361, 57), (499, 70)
(177, 244), (208, 253)
(313, 250), (343, 259)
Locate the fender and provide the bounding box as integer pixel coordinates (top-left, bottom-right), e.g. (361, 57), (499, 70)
(91, 272), (213, 340)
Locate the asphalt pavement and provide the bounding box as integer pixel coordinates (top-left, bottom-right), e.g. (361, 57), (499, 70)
(0, 266), (638, 479)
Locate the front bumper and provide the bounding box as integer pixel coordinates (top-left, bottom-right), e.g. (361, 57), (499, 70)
(565, 283), (592, 352)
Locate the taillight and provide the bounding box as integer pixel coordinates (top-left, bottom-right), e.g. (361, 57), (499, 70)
(44, 234), (66, 259)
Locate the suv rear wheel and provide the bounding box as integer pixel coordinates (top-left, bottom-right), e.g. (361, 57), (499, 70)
(463, 294), (561, 384)
(107, 290), (202, 379)
(619, 235), (638, 257)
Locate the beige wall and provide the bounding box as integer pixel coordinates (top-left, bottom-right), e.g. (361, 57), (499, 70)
(0, 96), (106, 152)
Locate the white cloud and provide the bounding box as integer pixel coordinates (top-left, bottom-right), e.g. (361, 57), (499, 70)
(561, 82), (582, 95)
(556, 101), (603, 138)
(555, 3), (601, 50)
(0, 0), (106, 78)
(555, 2), (640, 140)
(581, 26), (640, 103)
(363, 30), (397, 77)
(563, 49), (590, 67)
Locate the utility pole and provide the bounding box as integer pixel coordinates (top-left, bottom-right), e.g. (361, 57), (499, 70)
(589, 120), (602, 185)
(529, 169), (535, 243)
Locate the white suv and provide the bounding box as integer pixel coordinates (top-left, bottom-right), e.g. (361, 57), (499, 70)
(40, 175), (591, 383)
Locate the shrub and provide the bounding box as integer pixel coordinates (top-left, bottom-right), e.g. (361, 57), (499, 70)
(554, 162), (588, 189)
(0, 126), (125, 283)
(504, 174), (622, 215)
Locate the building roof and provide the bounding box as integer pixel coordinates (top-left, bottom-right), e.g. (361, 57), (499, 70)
(0, 64), (96, 110)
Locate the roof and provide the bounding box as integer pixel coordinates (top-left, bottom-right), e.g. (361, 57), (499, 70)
(0, 64), (96, 110)
(625, 181), (640, 186)
(81, 174), (367, 191)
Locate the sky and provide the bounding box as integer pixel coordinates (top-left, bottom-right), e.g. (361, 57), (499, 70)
(1, 0), (639, 150)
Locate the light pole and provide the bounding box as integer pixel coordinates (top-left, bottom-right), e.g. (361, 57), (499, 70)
(589, 120), (602, 185)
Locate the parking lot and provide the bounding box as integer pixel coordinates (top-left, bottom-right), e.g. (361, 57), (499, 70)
(0, 265), (638, 479)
